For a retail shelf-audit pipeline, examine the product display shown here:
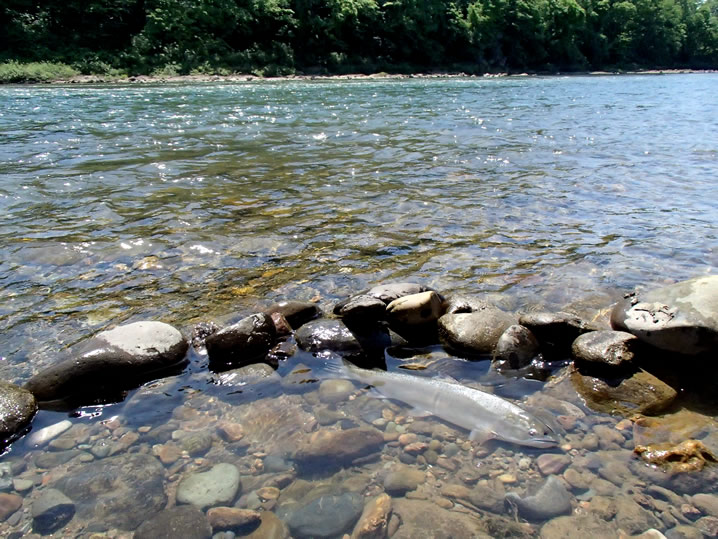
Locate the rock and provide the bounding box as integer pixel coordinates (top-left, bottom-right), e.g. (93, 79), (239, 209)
(615, 495), (663, 534)
(26, 419), (73, 447)
(176, 463), (241, 509)
(242, 510), (289, 539)
(504, 475), (573, 521)
(53, 453), (166, 530)
(270, 312), (293, 336)
(334, 295), (388, 322)
(469, 483), (506, 513)
(539, 514), (614, 538)
(293, 427), (384, 471)
(134, 505), (212, 539)
(386, 291), (444, 326)
(383, 465), (425, 495)
(207, 507), (261, 531)
(443, 295), (492, 314)
(179, 431), (213, 456)
(519, 311), (589, 358)
(536, 454), (571, 476)
(571, 330), (640, 370)
(24, 321), (188, 405)
(279, 491), (364, 538)
(390, 498), (491, 538)
(438, 308), (517, 356)
(570, 366), (677, 415)
(666, 525), (705, 539)
(0, 493), (22, 521)
(31, 488), (75, 534)
(696, 516), (718, 537)
(351, 493), (392, 539)
(634, 439), (718, 472)
(264, 300), (321, 330)
(295, 319), (390, 362)
(692, 494), (718, 518)
(493, 325), (540, 369)
(191, 321), (219, 348)
(0, 381), (37, 447)
(319, 379), (356, 404)
(214, 363), (280, 387)
(362, 283), (434, 305)
(34, 449), (78, 468)
(205, 313), (277, 366)
(610, 276), (718, 355)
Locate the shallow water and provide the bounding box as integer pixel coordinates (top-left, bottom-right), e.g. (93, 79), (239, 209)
(1, 74), (718, 537)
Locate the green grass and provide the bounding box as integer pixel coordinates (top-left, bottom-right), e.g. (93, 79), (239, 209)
(0, 61), (79, 83)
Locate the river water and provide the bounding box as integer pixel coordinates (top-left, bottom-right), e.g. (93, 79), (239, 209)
(1, 74), (717, 537)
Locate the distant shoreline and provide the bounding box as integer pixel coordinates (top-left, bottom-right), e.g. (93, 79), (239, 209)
(6, 68), (717, 85)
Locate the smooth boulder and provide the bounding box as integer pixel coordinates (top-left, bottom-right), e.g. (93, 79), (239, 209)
(295, 318), (390, 361)
(265, 300), (321, 330)
(571, 330), (640, 370)
(205, 313), (277, 366)
(0, 381), (37, 447)
(493, 325), (540, 369)
(504, 475), (573, 521)
(438, 308), (516, 356)
(24, 321), (188, 405)
(611, 276), (718, 355)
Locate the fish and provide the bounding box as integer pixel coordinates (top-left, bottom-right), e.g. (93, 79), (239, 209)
(324, 359), (559, 449)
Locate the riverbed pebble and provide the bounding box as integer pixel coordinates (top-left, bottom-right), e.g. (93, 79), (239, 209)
(31, 488), (75, 534)
(504, 475), (573, 521)
(135, 505), (212, 539)
(176, 463), (241, 509)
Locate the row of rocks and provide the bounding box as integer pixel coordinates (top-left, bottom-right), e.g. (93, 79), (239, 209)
(2, 275), (717, 450)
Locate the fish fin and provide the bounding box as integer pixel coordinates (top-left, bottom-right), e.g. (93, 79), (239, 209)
(469, 429), (496, 445)
(408, 407), (432, 418)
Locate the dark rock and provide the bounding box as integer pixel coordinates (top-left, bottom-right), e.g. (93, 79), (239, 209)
(191, 321), (219, 348)
(519, 311), (590, 358)
(293, 427), (384, 471)
(53, 453), (166, 530)
(31, 488), (75, 534)
(390, 498), (492, 538)
(0, 493), (23, 522)
(205, 313), (277, 367)
(0, 381), (37, 448)
(334, 295), (388, 323)
(504, 475), (573, 521)
(443, 295), (492, 314)
(571, 330), (640, 371)
(134, 506), (212, 539)
(570, 366), (677, 415)
(265, 301), (321, 330)
(279, 491), (364, 538)
(334, 283), (435, 314)
(493, 325), (540, 369)
(383, 465), (425, 494)
(611, 276), (718, 355)
(24, 321), (188, 407)
(269, 312), (293, 336)
(294, 319), (390, 362)
(438, 308), (516, 356)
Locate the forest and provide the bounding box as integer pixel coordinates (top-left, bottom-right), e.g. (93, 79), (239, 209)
(1, 0), (717, 79)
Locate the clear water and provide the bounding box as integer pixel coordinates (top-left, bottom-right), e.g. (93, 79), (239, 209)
(1, 74), (717, 537)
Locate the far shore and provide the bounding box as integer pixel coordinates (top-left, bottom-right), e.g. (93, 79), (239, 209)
(5, 68), (717, 85)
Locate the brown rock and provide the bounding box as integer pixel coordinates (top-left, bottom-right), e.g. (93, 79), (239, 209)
(0, 493), (22, 521)
(536, 454), (571, 476)
(257, 487), (280, 501)
(390, 498), (490, 538)
(207, 507), (261, 531)
(244, 510), (289, 539)
(351, 493), (392, 539)
(571, 330), (640, 370)
(154, 442), (183, 465)
(293, 427), (384, 469)
(383, 465), (425, 494)
(217, 421), (244, 442)
(634, 439), (718, 472)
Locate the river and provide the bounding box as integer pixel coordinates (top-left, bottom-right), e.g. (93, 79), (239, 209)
(1, 74), (717, 537)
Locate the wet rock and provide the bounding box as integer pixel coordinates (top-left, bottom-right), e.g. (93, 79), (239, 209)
(666, 525), (705, 539)
(207, 507), (261, 531)
(519, 311), (589, 358)
(383, 465), (425, 495)
(334, 295), (387, 322)
(438, 308), (517, 356)
(696, 516), (718, 537)
(134, 505), (212, 539)
(53, 453), (166, 530)
(536, 454), (571, 476)
(293, 427), (384, 471)
(351, 493), (392, 539)
(615, 494), (662, 534)
(214, 363), (280, 387)
(24, 321), (188, 406)
(176, 462), (241, 509)
(692, 494), (718, 518)
(386, 291), (444, 326)
(469, 483), (506, 513)
(191, 321), (219, 348)
(0, 493), (22, 521)
(504, 475), (573, 521)
(25, 419), (72, 447)
(362, 283), (434, 305)
(243, 510), (290, 539)
(295, 319), (390, 362)
(493, 325), (540, 369)
(179, 431), (213, 456)
(35, 449), (79, 468)
(570, 366), (677, 415)
(0, 381), (37, 448)
(279, 491), (364, 538)
(571, 330), (640, 370)
(634, 439), (718, 472)
(319, 379), (355, 404)
(610, 276), (718, 355)
(264, 300), (321, 330)
(205, 313), (277, 367)
(538, 514), (610, 538)
(390, 498), (491, 538)
(443, 295), (492, 314)
(31, 488), (75, 534)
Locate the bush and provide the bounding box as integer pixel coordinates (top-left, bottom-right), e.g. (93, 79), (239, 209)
(0, 61), (79, 83)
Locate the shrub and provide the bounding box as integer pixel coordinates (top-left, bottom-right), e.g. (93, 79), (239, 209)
(0, 61), (79, 83)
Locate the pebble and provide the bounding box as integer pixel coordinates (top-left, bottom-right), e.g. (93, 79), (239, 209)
(537, 454), (571, 475)
(31, 488), (76, 534)
(0, 493), (22, 521)
(217, 422), (244, 443)
(26, 420), (73, 447)
(257, 487), (280, 501)
(350, 493), (392, 539)
(398, 433), (418, 446)
(692, 494), (718, 518)
(207, 507), (261, 531)
(497, 474), (517, 484)
(176, 463), (241, 509)
(319, 379), (356, 405)
(135, 505), (212, 539)
(696, 516), (718, 537)
(383, 465), (425, 494)
(505, 475), (572, 521)
(12, 478), (33, 492)
(437, 457), (457, 472)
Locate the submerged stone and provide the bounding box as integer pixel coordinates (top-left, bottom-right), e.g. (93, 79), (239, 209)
(351, 493), (392, 539)
(134, 505), (212, 539)
(493, 324), (540, 369)
(176, 462), (241, 509)
(293, 427), (384, 470)
(610, 275), (718, 355)
(31, 488), (75, 534)
(0, 381), (37, 448)
(634, 439), (718, 473)
(504, 475), (573, 521)
(279, 491), (364, 538)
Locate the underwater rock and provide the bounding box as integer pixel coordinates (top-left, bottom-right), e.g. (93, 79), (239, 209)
(176, 462), (241, 509)
(207, 506), (262, 531)
(614, 494), (663, 534)
(134, 506), (212, 539)
(539, 514), (614, 538)
(279, 491), (364, 538)
(438, 308), (516, 356)
(519, 311), (590, 358)
(570, 366), (677, 415)
(571, 330), (640, 370)
(351, 493), (392, 539)
(390, 498), (492, 538)
(504, 475), (573, 521)
(319, 379), (356, 404)
(265, 300), (321, 330)
(493, 324), (540, 369)
(610, 275), (718, 355)
(24, 320), (188, 406)
(383, 465), (425, 494)
(634, 439), (718, 473)
(0, 381), (37, 448)
(31, 488), (75, 534)
(205, 313), (277, 367)
(243, 511), (290, 539)
(293, 427), (384, 470)
(0, 493), (22, 522)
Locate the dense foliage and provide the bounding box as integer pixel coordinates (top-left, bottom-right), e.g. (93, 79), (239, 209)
(1, 0), (717, 76)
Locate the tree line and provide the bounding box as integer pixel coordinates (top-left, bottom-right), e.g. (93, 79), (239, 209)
(1, 0), (717, 77)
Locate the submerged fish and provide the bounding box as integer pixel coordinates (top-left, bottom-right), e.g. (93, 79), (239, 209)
(325, 360), (559, 449)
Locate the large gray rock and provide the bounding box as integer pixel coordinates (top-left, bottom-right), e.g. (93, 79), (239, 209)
(32, 488), (75, 534)
(504, 475), (573, 521)
(53, 453), (166, 530)
(205, 313), (277, 366)
(134, 505), (212, 539)
(278, 491), (364, 538)
(24, 321), (188, 405)
(176, 462), (241, 509)
(295, 319), (390, 361)
(611, 276), (718, 355)
(0, 381), (37, 447)
(493, 325), (540, 369)
(438, 308), (516, 356)
(571, 330), (640, 370)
